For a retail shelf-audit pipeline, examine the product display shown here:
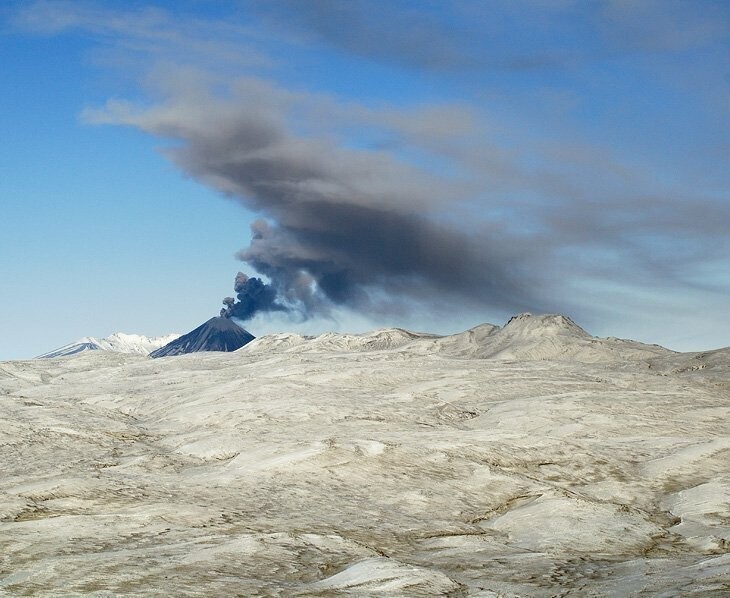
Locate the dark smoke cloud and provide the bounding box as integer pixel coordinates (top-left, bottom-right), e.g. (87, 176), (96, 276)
(220, 272), (287, 320)
(84, 72), (730, 326)
(86, 79), (546, 320)
(239, 205), (534, 317)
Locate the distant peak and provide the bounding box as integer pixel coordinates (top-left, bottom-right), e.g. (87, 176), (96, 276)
(505, 312), (533, 323)
(149, 317), (255, 358)
(503, 313), (589, 337)
(204, 316), (252, 332)
(36, 330), (180, 359)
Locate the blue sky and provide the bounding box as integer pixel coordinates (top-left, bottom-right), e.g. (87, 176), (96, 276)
(1, 1), (729, 359)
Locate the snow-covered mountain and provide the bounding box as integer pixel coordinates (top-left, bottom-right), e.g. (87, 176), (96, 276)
(37, 313), (671, 364)
(36, 332), (180, 359)
(242, 313), (673, 363)
(428, 313), (673, 362)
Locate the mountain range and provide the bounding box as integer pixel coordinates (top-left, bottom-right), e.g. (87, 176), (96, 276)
(37, 313), (677, 363)
(241, 313), (673, 363)
(36, 332), (181, 358)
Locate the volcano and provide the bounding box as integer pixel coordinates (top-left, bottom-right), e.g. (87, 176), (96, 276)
(149, 317), (254, 358)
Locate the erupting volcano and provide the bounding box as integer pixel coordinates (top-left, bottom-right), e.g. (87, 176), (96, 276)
(149, 317), (254, 358)
(149, 274), (260, 358)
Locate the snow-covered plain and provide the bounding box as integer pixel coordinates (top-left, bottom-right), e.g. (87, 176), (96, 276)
(1, 314), (728, 595)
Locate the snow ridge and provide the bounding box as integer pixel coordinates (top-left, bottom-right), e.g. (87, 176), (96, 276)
(242, 313), (672, 362)
(36, 332), (180, 359)
(37, 313), (675, 363)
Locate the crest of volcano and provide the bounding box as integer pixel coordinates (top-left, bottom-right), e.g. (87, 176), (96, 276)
(149, 317), (254, 358)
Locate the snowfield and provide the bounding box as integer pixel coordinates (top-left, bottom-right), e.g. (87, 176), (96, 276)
(1, 314), (728, 595)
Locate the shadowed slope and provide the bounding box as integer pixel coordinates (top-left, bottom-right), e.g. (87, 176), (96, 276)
(149, 317), (254, 358)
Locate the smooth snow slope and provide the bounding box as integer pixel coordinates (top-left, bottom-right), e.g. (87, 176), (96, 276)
(36, 332), (180, 358)
(1, 314), (728, 596)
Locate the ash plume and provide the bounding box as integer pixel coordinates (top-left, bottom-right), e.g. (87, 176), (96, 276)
(220, 272), (287, 321)
(87, 77), (551, 321)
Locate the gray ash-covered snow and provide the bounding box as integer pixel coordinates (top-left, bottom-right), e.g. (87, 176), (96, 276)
(1, 313), (728, 595)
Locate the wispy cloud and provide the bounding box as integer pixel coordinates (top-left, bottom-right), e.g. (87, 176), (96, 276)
(251, 0), (566, 71)
(12, 0), (270, 69)
(252, 0), (730, 71)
